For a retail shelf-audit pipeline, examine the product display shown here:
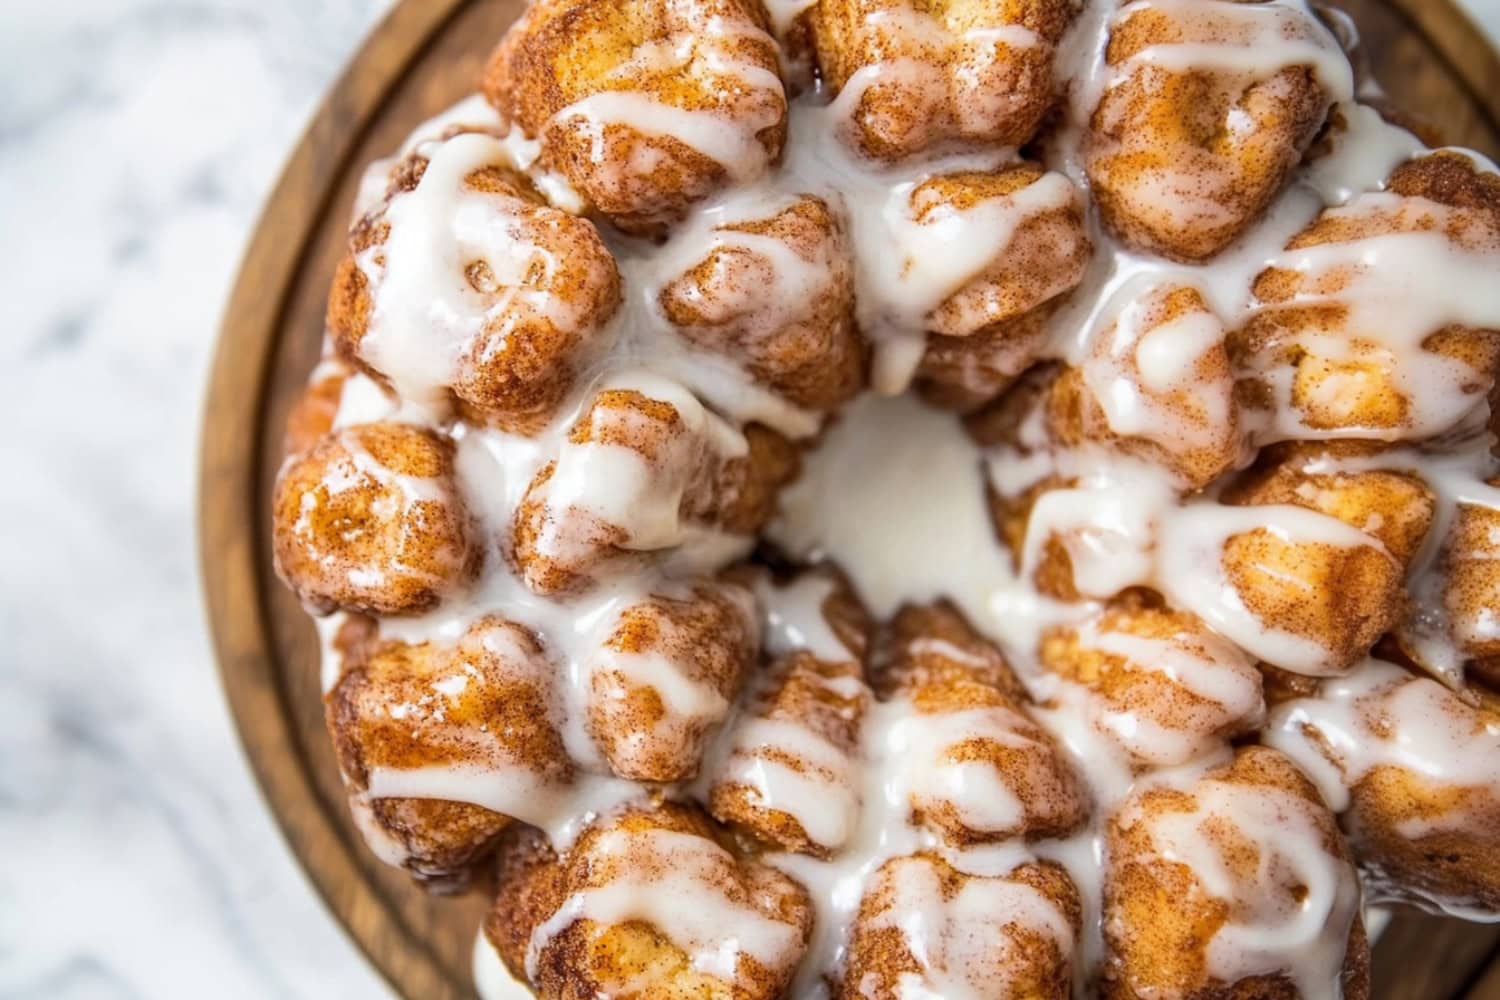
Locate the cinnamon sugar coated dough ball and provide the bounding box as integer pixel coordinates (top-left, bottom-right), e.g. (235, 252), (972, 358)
(840, 854), (1081, 1000)
(1235, 152), (1500, 441)
(1445, 476), (1500, 664)
(811, 0), (1077, 161)
(326, 618), (570, 886)
(1039, 593), (1266, 768)
(877, 603), (1090, 844)
(272, 422), (477, 616)
(1046, 284), (1248, 490)
(486, 804), (812, 1000)
(909, 164), (1090, 412)
(483, 0), (787, 234)
(1103, 746), (1369, 1000)
(708, 571), (874, 856)
(659, 194), (866, 411)
(1218, 443), (1435, 674)
(708, 649), (871, 855)
(1085, 0), (1343, 261)
(510, 380), (789, 595)
(587, 580), (758, 782)
(328, 136), (622, 433)
(1267, 658), (1500, 915)
(914, 166), (1091, 339)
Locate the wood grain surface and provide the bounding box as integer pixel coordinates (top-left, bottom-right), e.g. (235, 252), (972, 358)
(198, 1), (1500, 997)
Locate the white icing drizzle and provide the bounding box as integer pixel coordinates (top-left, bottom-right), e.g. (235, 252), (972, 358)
(1116, 769), (1362, 995)
(524, 827), (804, 983)
(864, 855), (1074, 1000)
(1115, 0), (1354, 100)
(769, 393), (1015, 625)
(543, 10), (786, 185)
(357, 132), (602, 412)
(1266, 658), (1500, 919)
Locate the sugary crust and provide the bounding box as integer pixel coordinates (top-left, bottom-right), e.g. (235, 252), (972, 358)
(838, 853), (1081, 999)
(587, 580), (759, 781)
(1040, 592), (1266, 768)
(659, 194), (867, 410)
(272, 422), (478, 615)
(486, 803), (813, 999)
(1224, 441), (1436, 567)
(812, 0), (1076, 161)
(1086, 1), (1335, 261)
(921, 166), (1091, 338)
(877, 603), (1090, 844)
(1236, 152), (1500, 440)
(1047, 284), (1247, 490)
(1219, 445), (1433, 673)
(708, 649), (871, 855)
(917, 300), (1055, 412)
(707, 571), (874, 855)
(483, 0), (787, 234)
(1102, 746), (1369, 1000)
(327, 618), (570, 884)
(1445, 477), (1500, 662)
(328, 150), (622, 433)
(510, 386), (792, 595)
(910, 165), (1091, 412)
(1272, 661), (1500, 914)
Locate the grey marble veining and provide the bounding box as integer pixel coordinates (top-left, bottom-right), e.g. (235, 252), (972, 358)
(1, 1), (1498, 998)
(1, 2), (395, 998)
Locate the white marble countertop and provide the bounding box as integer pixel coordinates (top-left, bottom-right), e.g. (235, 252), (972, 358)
(1, 1), (1498, 998)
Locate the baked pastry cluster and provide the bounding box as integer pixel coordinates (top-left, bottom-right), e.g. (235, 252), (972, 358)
(271, 0), (1500, 996)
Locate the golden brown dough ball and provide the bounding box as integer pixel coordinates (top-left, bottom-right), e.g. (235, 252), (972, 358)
(1039, 593), (1265, 767)
(1103, 746), (1369, 1000)
(272, 422), (478, 616)
(888, 163), (1089, 411)
(708, 649), (870, 856)
(486, 802), (813, 1000)
(1218, 523), (1400, 676)
(708, 572), (874, 855)
(483, 0), (787, 234)
(704, 423), (803, 536)
(328, 135), (622, 433)
(916, 166), (1091, 339)
(1235, 152), (1500, 442)
(1444, 477), (1500, 665)
(875, 602), (1089, 844)
(916, 301), (1055, 413)
(1216, 442), (1434, 674)
(326, 618), (570, 886)
(811, 0), (1076, 160)
(659, 194), (866, 411)
(1085, 0), (1338, 261)
(511, 380), (797, 595)
(838, 854), (1080, 1000)
(1267, 657), (1500, 917)
(587, 579), (759, 782)
(1047, 284), (1248, 490)
(1224, 441), (1436, 567)
(282, 362), (348, 457)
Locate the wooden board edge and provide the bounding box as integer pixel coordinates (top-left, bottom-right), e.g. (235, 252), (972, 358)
(1386, 0), (1500, 140)
(197, 1), (474, 998)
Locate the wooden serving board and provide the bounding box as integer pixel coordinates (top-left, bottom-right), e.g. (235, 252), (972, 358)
(199, 1), (1500, 997)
